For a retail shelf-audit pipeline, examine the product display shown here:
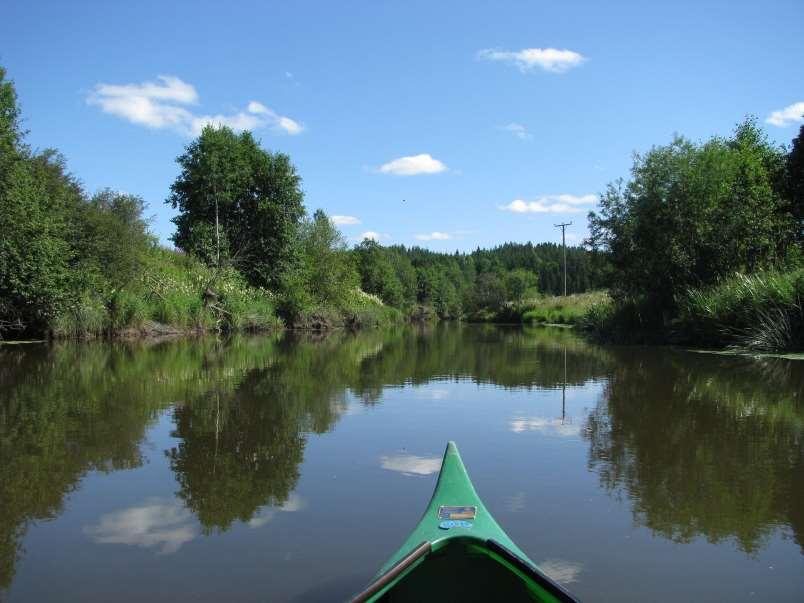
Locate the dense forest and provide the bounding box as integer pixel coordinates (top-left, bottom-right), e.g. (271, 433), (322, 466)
(0, 65), (603, 339)
(352, 241), (602, 320)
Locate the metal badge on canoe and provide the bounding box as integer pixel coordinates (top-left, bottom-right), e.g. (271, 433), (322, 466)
(438, 505), (476, 520)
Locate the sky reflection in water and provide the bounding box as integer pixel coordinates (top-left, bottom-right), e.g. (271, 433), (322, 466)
(1, 325), (802, 602)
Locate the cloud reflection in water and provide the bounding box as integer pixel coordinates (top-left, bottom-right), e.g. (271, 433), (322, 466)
(84, 498), (196, 554)
(380, 454), (442, 476)
(509, 416), (581, 437)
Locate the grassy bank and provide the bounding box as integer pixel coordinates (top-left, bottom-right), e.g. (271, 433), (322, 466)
(520, 291), (609, 325)
(289, 289), (404, 330)
(677, 269), (803, 351)
(50, 247), (283, 338)
(48, 247), (403, 339)
(466, 291), (609, 325)
(580, 269), (803, 352)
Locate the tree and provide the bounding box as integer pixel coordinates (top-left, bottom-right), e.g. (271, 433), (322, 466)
(786, 125), (804, 243)
(168, 126), (305, 289)
(587, 118), (793, 308)
(0, 68), (80, 334)
(472, 272), (507, 310)
(505, 269), (536, 302)
(74, 189), (153, 292)
(354, 239), (407, 308)
(297, 209), (359, 305)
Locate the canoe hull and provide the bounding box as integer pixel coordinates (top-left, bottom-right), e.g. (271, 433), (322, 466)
(351, 442), (581, 602)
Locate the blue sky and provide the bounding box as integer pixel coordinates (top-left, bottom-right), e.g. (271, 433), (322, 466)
(3, 0), (803, 250)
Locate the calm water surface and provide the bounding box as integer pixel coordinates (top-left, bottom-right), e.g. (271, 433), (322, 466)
(1, 325), (802, 602)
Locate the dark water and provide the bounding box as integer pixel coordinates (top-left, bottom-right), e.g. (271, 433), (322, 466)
(1, 325), (802, 602)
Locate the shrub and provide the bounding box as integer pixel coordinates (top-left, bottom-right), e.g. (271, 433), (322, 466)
(677, 269), (803, 351)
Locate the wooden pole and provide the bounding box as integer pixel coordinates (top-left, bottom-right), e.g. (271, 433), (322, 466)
(554, 222), (572, 296)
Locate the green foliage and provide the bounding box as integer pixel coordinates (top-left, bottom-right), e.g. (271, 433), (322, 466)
(583, 118), (803, 350)
(579, 296), (666, 343)
(355, 239), (410, 309)
(0, 147), (79, 334)
(298, 210), (360, 305)
(351, 240), (605, 320)
(168, 126), (305, 289)
(505, 268), (537, 303)
(48, 247), (281, 337)
(677, 269), (803, 351)
(588, 118), (793, 309)
(74, 188), (155, 292)
(521, 291), (609, 325)
(785, 125), (804, 240)
(470, 272), (507, 311)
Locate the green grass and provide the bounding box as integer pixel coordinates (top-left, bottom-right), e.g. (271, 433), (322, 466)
(290, 288), (404, 329)
(51, 247), (282, 338)
(677, 269), (803, 352)
(578, 295), (666, 343)
(579, 269), (803, 352)
(520, 291), (609, 326)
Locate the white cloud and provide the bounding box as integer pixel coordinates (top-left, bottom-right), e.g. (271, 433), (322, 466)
(83, 499), (196, 555)
(415, 231), (451, 241)
(500, 194), (596, 214)
(381, 454), (442, 476)
(379, 154), (447, 176)
(509, 416), (581, 437)
(331, 215), (361, 226)
(88, 75), (303, 136)
(358, 231), (388, 242)
(766, 102), (804, 127)
(478, 48), (586, 73)
(276, 115), (304, 135)
(503, 123), (531, 140)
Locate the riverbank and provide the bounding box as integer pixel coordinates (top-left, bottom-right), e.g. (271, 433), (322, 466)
(581, 268), (803, 353)
(34, 246), (404, 340)
(463, 291), (608, 326)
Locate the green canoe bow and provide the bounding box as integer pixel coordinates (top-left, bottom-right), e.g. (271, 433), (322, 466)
(351, 442), (581, 602)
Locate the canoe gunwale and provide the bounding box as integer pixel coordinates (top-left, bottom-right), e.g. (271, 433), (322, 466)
(350, 536), (581, 603)
(486, 538), (582, 603)
(350, 541), (431, 603)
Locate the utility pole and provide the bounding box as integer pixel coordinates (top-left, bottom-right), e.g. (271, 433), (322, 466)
(554, 221), (572, 296)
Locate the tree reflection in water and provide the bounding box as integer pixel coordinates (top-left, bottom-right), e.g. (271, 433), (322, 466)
(1, 325), (801, 594)
(584, 348), (804, 555)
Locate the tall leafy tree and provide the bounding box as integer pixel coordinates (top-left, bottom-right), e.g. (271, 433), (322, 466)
(786, 125), (804, 243)
(354, 239), (408, 308)
(298, 209), (360, 304)
(0, 68), (80, 334)
(75, 188), (154, 292)
(587, 118), (793, 307)
(168, 126), (305, 289)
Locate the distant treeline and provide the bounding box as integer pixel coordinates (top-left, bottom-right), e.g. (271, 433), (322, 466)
(0, 65), (603, 339)
(352, 241), (603, 320)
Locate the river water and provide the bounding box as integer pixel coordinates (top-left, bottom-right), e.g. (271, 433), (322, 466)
(1, 325), (802, 602)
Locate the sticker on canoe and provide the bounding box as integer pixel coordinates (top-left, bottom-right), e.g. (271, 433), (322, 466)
(439, 520), (473, 530)
(438, 505), (477, 520)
